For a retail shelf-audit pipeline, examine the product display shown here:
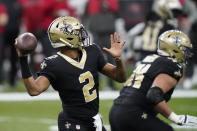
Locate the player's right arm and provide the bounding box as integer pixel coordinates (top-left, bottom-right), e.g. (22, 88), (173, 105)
(15, 40), (50, 96)
(22, 76), (50, 96)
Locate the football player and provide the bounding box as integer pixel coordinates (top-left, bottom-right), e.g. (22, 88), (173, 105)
(15, 16), (126, 131)
(109, 30), (197, 131)
(124, 0), (183, 63)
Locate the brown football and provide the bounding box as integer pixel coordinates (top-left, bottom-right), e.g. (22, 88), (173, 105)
(16, 32), (37, 54)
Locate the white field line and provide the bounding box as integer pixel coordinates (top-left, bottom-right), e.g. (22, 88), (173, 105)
(0, 116), (56, 124)
(49, 124), (197, 131)
(49, 125), (111, 131)
(0, 90), (197, 101)
(0, 116), (197, 131)
(49, 125), (110, 131)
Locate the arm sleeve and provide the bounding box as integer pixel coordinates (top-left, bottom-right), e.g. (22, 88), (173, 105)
(94, 44), (107, 71)
(149, 57), (183, 81)
(37, 59), (56, 84)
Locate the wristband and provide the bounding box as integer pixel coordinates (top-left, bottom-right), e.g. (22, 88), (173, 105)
(19, 56), (32, 79)
(168, 112), (180, 123)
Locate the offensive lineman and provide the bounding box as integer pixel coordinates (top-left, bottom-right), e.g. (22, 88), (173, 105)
(15, 16), (126, 131)
(109, 30), (197, 131)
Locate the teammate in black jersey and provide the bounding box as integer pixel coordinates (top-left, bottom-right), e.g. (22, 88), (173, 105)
(124, 0), (184, 63)
(15, 16), (126, 131)
(109, 30), (197, 131)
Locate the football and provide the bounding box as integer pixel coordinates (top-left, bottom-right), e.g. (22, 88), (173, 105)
(16, 32), (37, 54)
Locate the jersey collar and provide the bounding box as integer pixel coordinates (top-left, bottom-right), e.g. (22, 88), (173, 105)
(57, 49), (87, 69)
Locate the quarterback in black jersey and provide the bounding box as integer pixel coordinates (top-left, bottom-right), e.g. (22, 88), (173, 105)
(109, 30), (197, 131)
(15, 16), (126, 131)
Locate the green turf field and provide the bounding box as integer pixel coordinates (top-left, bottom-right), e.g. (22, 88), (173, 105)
(0, 98), (197, 131)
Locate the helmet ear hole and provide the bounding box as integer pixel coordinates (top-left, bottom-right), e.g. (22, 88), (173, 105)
(173, 50), (178, 53)
(56, 23), (59, 28)
(67, 38), (73, 41)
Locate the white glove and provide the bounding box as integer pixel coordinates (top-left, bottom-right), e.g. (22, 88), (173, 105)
(168, 112), (197, 126)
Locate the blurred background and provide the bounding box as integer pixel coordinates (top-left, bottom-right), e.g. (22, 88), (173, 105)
(0, 0), (197, 131)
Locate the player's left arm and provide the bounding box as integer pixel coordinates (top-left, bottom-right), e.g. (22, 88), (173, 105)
(101, 59), (126, 82)
(147, 73), (197, 126)
(101, 32), (127, 82)
(149, 73), (177, 118)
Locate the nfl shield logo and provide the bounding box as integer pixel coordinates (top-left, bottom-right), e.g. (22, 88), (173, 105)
(76, 125), (80, 130)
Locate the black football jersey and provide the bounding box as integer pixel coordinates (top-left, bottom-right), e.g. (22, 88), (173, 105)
(114, 54), (183, 115)
(37, 44), (107, 122)
(135, 20), (175, 54)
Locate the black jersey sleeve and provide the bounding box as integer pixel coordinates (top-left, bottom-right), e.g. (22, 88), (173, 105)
(37, 58), (56, 84)
(148, 57), (183, 81)
(93, 44), (107, 71)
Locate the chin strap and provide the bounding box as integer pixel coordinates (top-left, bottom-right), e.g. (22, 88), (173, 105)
(93, 113), (103, 131)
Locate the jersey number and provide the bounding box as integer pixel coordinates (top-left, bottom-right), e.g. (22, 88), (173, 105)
(142, 22), (162, 51)
(125, 55), (158, 88)
(79, 71), (97, 103)
(125, 64), (151, 88)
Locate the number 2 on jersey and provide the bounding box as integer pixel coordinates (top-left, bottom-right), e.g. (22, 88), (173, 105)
(79, 71), (97, 103)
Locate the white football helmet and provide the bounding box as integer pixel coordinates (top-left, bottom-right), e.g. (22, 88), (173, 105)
(48, 16), (90, 49)
(152, 0), (182, 19)
(157, 30), (192, 64)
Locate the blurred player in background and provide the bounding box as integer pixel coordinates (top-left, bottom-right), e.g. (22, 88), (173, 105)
(109, 30), (197, 131)
(181, 0), (197, 89)
(124, 0), (183, 64)
(0, 1), (8, 90)
(1, 0), (22, 88)
(15, 16), (126, 131)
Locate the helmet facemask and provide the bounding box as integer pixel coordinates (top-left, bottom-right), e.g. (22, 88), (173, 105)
(78, 27), (90, 47)
(183, 47), (193, 64)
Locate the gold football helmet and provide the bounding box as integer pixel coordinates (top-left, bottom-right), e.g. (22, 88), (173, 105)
(152, 0), (182, 19)
(48, 16), (90, 48)
(157, 30), (192, 64)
